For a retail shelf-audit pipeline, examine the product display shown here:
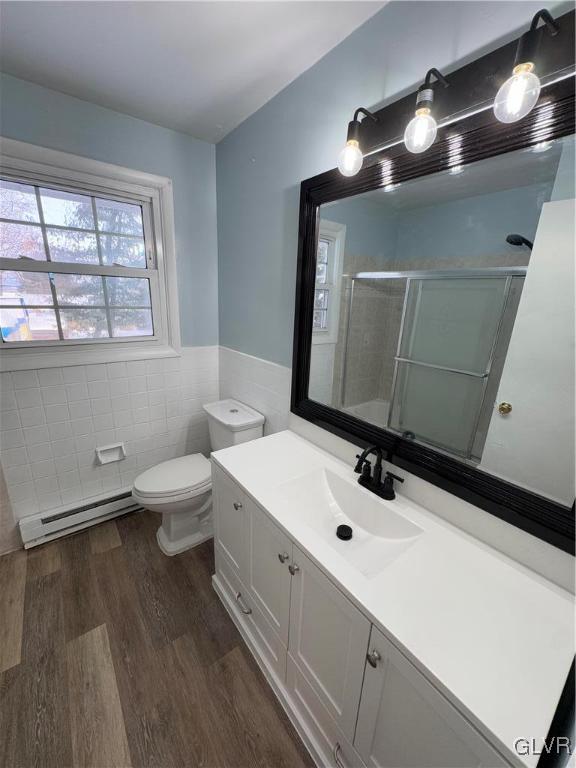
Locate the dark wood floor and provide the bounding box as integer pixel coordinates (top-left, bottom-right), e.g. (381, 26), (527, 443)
(0, 511), (315, 768)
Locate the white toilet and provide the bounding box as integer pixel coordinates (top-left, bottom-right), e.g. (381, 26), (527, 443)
(132, 399), (264, 555)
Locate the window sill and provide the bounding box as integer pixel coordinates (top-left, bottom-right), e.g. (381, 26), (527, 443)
(0, 342), (181, 371)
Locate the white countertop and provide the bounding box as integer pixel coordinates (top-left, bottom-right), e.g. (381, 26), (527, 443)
(212, 430), (574, 768)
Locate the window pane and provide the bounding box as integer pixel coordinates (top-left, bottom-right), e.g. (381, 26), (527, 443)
(314, 289), (328, 310)
(40, 188), (94, 229)
(100, 234), (146, 268)
(313, 309), (327, 330)
(53, 274), (105, 306)
(1, 270), (53, 306)
(60, 308), (108, 339)
(0, 180), (40, 222)
(316, 262), (327, 284)
(317, 239), (329, 264)
(0, 222), (46, 260)
(1, 307), (59, 342)
(106, 276), (151, 306)
(111, 308), (153, 337)
(96, 198), (143, 236)
(46, 229), (99, 264)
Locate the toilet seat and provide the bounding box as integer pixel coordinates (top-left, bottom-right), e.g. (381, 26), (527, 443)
(133, 454), (211, 502)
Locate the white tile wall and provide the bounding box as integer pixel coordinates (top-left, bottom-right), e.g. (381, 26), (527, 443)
(0, 347), (218, 520)
(219, 346), (291, 435)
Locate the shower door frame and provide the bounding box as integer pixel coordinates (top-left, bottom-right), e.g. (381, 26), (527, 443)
(379, 268), (527, 462)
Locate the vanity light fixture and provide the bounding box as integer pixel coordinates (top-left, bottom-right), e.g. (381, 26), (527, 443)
(403, 68), (449, 154)
(337, 108), (378, 176)
(493, 9), (559, 124)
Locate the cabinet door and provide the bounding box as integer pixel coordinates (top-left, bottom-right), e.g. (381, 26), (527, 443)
(212, 464), (249, 583)
(355, 626), (509, 768)
(288, 545), (371, 742)
(248, 502), (292, 645)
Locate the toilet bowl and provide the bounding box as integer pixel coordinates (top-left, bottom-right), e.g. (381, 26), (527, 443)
(132, 399), (264, 555)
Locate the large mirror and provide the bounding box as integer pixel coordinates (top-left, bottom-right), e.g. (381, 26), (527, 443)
(307, 134), (575, 510)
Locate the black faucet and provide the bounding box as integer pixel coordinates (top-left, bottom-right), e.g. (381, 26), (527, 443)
(354, 445), (404, 500)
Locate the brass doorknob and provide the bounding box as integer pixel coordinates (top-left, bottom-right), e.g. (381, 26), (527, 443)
(498, 402), (512, 415)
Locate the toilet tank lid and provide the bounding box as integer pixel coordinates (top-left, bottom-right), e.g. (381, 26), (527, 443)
(134, 454), (211, 497)
(202, 399), (265, 431)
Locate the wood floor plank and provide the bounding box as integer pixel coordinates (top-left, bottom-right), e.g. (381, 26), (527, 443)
(0, 548), (27, 672)
(89, 519), (122, 554)
(0, 647), (73, 768)
(60, 531), (105, 642)
(115, 513), (197, 648)
(93, 546), (189, 768)
(21, 571), (64, 666)
(26, 540), (62, 581)
(66, 623), (132, 768)
(207, 645), (315, 768)
(159, 632), (234, 767)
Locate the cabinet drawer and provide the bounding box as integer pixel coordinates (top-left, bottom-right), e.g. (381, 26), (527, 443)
(215, 544), (287, 684)
(287, 654), (365, 768)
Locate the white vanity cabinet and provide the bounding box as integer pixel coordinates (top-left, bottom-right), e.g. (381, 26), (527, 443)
(355, 626), (509, 768)
(247, 500), (293, 645)
(212, 463), (249, 583)
(288, 544), (371, 741)
(212, 464), (513, 768)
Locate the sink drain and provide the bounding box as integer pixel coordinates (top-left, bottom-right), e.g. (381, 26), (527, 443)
(336, 524), (353, 541)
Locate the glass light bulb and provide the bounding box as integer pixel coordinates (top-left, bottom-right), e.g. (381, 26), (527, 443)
(337, 140), (363, 177)
(404, 110), (437, 154)
(493, 65), (541, 123)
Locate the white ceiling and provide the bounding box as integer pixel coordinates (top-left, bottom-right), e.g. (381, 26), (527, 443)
(0, 1), (385, 143)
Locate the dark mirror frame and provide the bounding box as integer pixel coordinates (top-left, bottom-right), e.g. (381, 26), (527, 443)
(291, 12), (576, 555)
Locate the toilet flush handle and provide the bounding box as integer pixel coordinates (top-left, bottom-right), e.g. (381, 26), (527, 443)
(233, 501), (243, 510)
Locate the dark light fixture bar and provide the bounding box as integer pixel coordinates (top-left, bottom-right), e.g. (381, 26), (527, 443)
(350, 8), (574, 160)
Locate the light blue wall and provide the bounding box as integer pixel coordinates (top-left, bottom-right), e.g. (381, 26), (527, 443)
(0, 73), (218, 347)
(394, 182), (553, 266)
(321, 181), (552, 269)
(216, 0), (570, 366)
(322, 198), (398, 265)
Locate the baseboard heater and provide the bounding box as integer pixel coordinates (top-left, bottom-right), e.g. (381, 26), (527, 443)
(19, 490), (141, 548)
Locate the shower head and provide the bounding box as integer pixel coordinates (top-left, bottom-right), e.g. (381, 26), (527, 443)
(506, 233), (533, 249)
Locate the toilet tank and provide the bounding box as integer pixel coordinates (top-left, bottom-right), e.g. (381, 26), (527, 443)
(203, 399), (265, 450)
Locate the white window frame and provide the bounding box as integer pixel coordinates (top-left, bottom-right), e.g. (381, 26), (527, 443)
(0, 137), (181, 371)
(312, 219), (345, 345)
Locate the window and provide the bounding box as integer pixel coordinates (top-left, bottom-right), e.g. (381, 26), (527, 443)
(0, 180), (156, 343)
(312, 220), (345, 344)
(0, 138), (180, 369)
(313, 237), (331, 331)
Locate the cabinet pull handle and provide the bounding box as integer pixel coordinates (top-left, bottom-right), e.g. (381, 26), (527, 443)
(366, 649), (381, 668)
(278, 552), (290, 564)
(288, 563), (300, 575)
(235, 592), (252, 615)
(233, 501), (243, 510)
(333, 742), (345, 768)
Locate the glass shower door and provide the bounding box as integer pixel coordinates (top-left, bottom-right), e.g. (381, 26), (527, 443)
(388, 276), (512, 459)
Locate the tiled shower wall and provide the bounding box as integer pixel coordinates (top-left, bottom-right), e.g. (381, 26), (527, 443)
(0, 347), (218, 529)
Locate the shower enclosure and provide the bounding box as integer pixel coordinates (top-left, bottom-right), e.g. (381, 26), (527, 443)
(339, 268), (526, 462)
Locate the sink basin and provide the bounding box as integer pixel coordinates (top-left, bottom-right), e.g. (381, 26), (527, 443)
(278, 468), (423, 577)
